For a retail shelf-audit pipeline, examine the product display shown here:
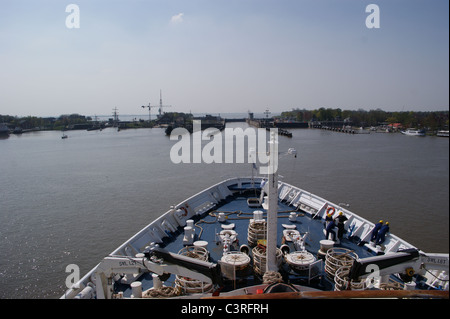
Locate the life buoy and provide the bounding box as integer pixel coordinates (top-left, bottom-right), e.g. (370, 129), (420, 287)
(326, 206), (335, 216)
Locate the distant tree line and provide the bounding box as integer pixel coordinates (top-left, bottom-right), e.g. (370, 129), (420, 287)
(0, 113), (92, 130)
(156, 112), (193, 125)
(279, 108), (449, 130)
(2, 109), (449, 131)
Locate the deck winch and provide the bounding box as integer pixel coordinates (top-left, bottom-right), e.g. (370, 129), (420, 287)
(218, 223), (238, 253)
(280, 224), (317, 272)
(282, 224), (309, 251)
(284, 251), (317, 272)
(220, 251), (251, 279)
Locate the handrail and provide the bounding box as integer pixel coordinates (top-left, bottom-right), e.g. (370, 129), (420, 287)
(204, 289), (449, 299)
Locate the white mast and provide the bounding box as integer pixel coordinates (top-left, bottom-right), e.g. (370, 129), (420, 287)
(266, 130), (279, 272)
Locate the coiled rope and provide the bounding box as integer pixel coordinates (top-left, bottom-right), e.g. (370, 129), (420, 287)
(143, 286), (180, 298)
(263, 271), (283, 284)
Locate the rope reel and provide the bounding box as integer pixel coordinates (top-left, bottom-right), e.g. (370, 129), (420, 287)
(334, 266), (367, 291)
(252, 244), (282, 276)
(248, 221), (267, 247)
(174, 245), (213, 295)
(325, 247), (358, 280)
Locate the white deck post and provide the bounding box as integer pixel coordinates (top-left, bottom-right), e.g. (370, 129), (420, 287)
(266, 130), (279, 272)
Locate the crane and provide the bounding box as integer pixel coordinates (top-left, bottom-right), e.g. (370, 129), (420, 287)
(93, 246), (222, 299)
(348, 248), (449, 290)
(141, 90), (172, 121)
(141, 102), (157, 121)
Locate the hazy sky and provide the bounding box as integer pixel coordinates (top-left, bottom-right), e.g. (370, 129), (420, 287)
(0, 0), (448, 117)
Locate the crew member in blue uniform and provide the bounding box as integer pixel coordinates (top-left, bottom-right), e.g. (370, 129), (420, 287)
(324, 213), (333, 229)
(370, 220), (383, 242)
(326, 219), (337, 241)
(375, 222), (390, 245)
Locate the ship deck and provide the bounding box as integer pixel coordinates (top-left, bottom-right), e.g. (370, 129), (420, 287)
(60, 177), (448, 299)
(115, 183), (380, 297)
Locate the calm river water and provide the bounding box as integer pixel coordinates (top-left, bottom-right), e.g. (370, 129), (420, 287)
(0, 122), (448, 298)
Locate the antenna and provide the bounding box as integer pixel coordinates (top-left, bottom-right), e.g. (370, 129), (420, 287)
(158, 89), (172, 116)
(112, 107), (119, 127)
(159, 89), (162, 112)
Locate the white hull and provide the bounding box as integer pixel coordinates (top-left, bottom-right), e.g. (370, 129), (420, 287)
(401, 129), (425, 136)
(61, 177), (449, 299)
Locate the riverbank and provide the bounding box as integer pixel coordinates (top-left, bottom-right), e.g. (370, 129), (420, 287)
(1, 109), (449, 137)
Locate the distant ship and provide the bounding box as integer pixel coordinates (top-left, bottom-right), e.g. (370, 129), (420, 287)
(165, 114), (225, 135)
(401, 129), (425, 136)
(0, 123), (10, 136)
